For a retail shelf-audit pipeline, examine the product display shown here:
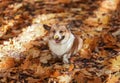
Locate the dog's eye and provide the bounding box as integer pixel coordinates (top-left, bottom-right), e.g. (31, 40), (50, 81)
(53, 30), (56, 33)
(60, 31), (63, 33)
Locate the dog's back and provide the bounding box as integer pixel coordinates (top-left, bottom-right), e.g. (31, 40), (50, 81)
(68, 35), (83, 56)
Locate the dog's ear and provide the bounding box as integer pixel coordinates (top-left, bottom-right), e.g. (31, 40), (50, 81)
(43, 24), (51, 31)
(66, 22), (73, 30)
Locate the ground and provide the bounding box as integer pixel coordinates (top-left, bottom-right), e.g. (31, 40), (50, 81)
(0, 0), (120, 83)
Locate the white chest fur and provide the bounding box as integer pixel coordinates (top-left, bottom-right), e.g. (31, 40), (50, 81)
(48, 34), (75, 57)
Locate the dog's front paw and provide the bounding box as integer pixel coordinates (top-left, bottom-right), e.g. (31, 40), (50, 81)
(63, 58), (69, 64)
(63, 54), (70, 64)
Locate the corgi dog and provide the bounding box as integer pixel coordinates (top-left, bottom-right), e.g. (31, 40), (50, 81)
(43, 24), (83, 63)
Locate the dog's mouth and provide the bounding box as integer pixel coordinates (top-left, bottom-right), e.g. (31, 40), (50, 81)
(54, 36), (65, 43)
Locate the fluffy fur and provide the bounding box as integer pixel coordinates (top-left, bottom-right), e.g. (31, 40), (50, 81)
(43, 24), (83, 63)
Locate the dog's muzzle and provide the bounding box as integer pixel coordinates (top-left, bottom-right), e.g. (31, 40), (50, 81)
(54, 35), (59, 40)
(53, 35), (65, 43)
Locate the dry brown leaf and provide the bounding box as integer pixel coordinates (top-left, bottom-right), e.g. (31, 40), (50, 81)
(57, 75), (71, 83)
(100, 0), (119, 11)
(35, 65), (45, 76)
(74, 73), (86, 83)
(87, 77), (102, 83)
(109, 55), (120, 72)
(51, 70), (61, 78)
(0, 57), (15, 71)
(106, 75), (119, 83)
(102, 32), (116, 45)
(40, 52), (52, 63)
(20, 58), (31, 69)
(80, 48), (91, 58)
(69, 64), (74, 72)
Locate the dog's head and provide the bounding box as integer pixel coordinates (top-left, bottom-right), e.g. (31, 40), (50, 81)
(43, 24), (71, 44)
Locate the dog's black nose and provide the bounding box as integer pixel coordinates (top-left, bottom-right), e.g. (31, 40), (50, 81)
(54, 35), (59, 40)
